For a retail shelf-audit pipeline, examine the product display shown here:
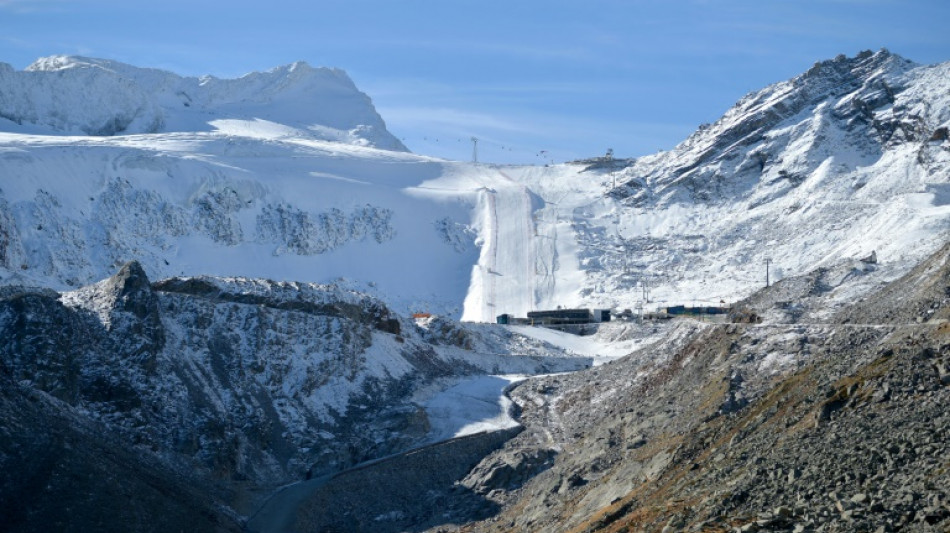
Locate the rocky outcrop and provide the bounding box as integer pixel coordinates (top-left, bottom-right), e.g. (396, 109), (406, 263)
(256, 202), (395, 255)
(0, 195), (24, 270)
(0, 179), (403, 290)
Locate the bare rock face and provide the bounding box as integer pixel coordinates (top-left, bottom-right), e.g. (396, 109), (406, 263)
(96, 260), (166, 366)
(256, 203), (396, 256)
(462, 447), (558, 495)
(0, 196), (25, 270)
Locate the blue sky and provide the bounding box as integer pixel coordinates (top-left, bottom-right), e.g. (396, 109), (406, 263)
(1, 0), (948, 164)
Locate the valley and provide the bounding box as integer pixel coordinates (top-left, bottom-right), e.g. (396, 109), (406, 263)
(1, 49), (949, 532)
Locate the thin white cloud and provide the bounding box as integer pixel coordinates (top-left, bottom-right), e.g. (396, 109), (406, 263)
(378, 100), (696, 165)
(0, 35), (34, 47)
(360, 37), (593, 64)
(379, 106), (542, 136)
(0, 0), (74, 13)
(361, 78), (618, 111)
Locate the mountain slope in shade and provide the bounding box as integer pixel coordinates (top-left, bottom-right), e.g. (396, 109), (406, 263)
(0, 378), (243, 533)
(0, 262), (589, 521)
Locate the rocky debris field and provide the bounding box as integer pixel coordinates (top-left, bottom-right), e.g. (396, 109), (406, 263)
(291, 428), (521, 533)
(431, 244), (950, 533)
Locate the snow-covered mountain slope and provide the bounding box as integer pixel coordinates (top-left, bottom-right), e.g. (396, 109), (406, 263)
(569, 49), (950, 313)
(0, 130), (475, 315)
(1, 50), (948, 323)
(0, 56), (405, 150)
(0, 114), (591, 321)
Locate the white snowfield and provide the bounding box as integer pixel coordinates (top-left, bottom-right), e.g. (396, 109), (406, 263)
(0, 127), (593, 321)
(422, 374), (526, 442)
(2, 50), (949, 325)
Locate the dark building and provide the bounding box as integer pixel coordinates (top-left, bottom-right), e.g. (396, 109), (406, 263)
(527, 309), (594, 325)
(498, 308), (611, 326)
(666, 305), (728, 316)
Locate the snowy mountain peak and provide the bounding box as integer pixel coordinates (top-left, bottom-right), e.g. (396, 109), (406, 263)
(60, 260), (162, 334)
(800, 48), (911, 81)
(276, 59), (322, 75)
(612, 49), (944, 206)
(105, 260), (153, 304)
(0, 55), (406, 150)
(25, 55), (123, 72)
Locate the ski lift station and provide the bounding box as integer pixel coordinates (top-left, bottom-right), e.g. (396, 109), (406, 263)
(496, 308), (611, 327)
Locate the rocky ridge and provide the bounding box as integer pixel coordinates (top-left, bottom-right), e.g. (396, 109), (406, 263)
(610, 49), (939, 206)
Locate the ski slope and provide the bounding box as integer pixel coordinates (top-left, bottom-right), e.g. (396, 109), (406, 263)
(459, 170), (538, 321)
